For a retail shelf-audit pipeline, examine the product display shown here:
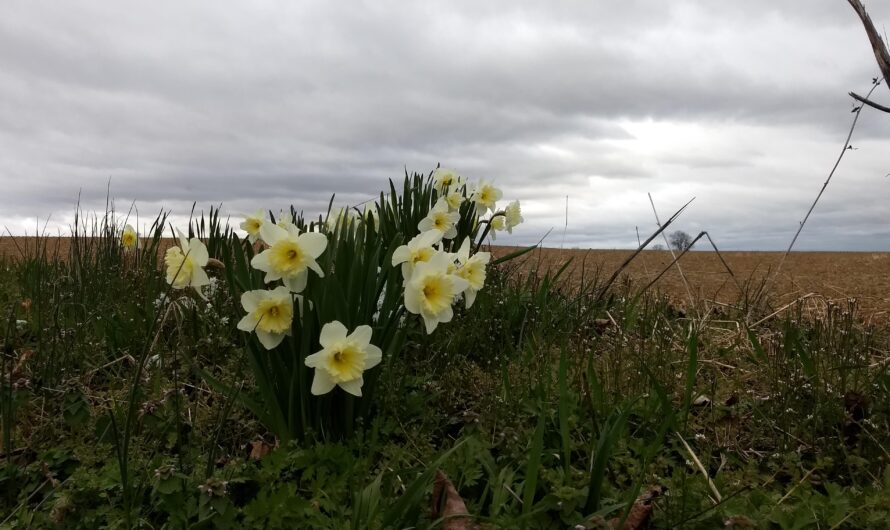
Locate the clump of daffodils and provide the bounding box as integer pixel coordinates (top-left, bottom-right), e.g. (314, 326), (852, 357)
(231, 168), (523, 399)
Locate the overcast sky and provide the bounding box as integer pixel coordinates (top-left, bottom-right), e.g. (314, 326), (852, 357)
(1, 1), (888, 250)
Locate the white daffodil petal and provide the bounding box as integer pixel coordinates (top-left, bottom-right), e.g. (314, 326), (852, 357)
(188, 239), (209, 266)
(256, 329), (285, 350)
(240, 290), (264, 312)
(311, 369), (337, 395)
(364, 344), (383, 369)
(299, 232), (329, 257)
(284, 271), (308, 293)
(319, 321), (349, 348)
(259, 222), (287, 245)
(236, 313), (259, 332)
(348, 325), (373, 346)
(339, 377), (364, 397)
(465, 289), (478, 309)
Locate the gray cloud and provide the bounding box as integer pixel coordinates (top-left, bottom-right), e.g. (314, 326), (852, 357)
(1, 0), (889, 249)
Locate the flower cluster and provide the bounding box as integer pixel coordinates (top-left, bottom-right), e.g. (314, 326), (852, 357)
(235, 215), (383, 397)
(164, 169), (523, 401)
(392, 168), (523, 333)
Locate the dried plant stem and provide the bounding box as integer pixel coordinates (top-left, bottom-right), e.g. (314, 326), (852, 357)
(751, 81), (882, 321)
(676, 432), (722, 503)
(648, 193), (696, 310)
(847, 0), (890, 96)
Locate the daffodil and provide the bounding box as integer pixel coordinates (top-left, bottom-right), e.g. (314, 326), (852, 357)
(504, 200), (523, 233)
(251, 222), (328, 293)
(304, 321), (382, 396)
(391, 229), (443, 279)
(432, 168), (463, 193)
(418, 199), (460, 239)
(240, 210), (265, 244)
(403, 252), (470, 333)
(164, 230), (210, 293)
(454, 238), (490, 308)
(121, 224), (138, 252)
(488, 214), (505, 240)
(444, 189), (464, 211)
(236, 286), (295, 350)
(471, 180), (502, 214)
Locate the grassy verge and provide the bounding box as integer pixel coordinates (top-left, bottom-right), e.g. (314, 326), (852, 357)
(1, 220), (888, 529)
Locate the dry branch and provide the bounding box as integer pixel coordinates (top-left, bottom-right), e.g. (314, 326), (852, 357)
(847, 0), (890, 95)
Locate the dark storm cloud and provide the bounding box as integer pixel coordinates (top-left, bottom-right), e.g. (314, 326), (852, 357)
(0, 0), (888, 248)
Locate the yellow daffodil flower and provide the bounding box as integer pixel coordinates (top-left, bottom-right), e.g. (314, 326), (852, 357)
(488, 214), (505, 240)
(391, 229), (443, 279)
(455, 238), (490, 308)
(236, 286), (295, 350)
(403, 252), (470, 334)
(304, 321), (382, 396)
(418, 199), (460, 239)
(504, 200), (523, 233)
(444, 190), (464, 211)
(164, 230), (211, 293)
(471, 180), (502, 214)
(432, 168), (463, 194)
(240, 210), (265, 244)
(251, 222), (328, 293)
(121, 224), (138, 252)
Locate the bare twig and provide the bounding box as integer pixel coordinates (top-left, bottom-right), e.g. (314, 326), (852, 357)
(750, 81), (881, 321)
(676, 432), (722, 503)
(847, 0), (890, 95)
(849, 91), (890, 113)
(594, 197), (695, 304)
(648, 193), (696, 311)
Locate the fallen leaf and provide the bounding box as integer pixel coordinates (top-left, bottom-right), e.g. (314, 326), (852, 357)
(430, 471), (478, 530)
(606, 485), (665, 530)
(249, 440), (273, 461)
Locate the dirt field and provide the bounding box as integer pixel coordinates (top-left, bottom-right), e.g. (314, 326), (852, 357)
(495, 247), (890, 321)
(2, 237), (888, 320)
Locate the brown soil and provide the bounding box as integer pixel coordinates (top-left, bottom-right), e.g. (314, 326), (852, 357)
(492, 247), (890, 321)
